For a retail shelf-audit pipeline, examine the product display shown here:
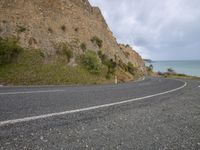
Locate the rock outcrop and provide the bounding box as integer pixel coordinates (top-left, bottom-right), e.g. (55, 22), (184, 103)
(0, 0), (146, 74)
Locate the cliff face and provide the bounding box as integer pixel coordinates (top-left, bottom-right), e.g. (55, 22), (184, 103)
(119, 44), (146, 73)
(0, 0), (146, 73)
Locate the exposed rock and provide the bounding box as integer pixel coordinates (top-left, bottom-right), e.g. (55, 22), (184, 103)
(0, 0), (146, 74)
(119, 44), (146, 74)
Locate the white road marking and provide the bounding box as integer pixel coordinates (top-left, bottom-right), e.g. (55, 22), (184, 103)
(0, 77), (146, 88)
(198, 85), (200, 88)
(0, 90), (65, 95)
(0, 77), (146, 95)
(0, 79), (187, 127)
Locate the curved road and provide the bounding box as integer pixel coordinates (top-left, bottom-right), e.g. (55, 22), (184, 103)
(0, 77), (200, 149)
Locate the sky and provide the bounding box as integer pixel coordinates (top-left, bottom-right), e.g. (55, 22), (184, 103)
(89, 0), (200, 60)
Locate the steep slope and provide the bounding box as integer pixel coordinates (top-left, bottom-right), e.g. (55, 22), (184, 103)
(0, 0), (146, 85)
(119, 44), (146, 73)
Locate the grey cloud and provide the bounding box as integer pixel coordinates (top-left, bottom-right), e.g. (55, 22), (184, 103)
(89, 0), (200, 60)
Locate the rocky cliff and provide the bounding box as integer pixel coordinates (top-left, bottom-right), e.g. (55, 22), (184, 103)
(0, 0), (146, 74)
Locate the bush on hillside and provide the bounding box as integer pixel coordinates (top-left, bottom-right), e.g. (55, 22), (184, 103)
(0, 37), (23, 65)
(56, 43), (73, 62)
(98, 50), (117, 77)
(118, 60), (137, 76)
(81, 51), (101, 74)
(80, 43), (87, 52)
(98, 50), (107, 63)
(17, 25), (26, 33)
(91, 36), (103, 48)
(105, 59), (117, 75)
(127, 62), (136, 75)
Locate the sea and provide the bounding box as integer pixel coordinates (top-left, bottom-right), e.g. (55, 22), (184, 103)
(145, 60), (200, 77)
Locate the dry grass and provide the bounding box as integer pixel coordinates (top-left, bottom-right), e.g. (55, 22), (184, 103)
(0, 50), (114, 85)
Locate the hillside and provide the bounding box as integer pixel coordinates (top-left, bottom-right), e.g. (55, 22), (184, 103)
(0, 0), (146, 85)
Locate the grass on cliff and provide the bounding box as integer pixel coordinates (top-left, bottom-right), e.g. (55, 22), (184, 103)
(80, 51), (101, 74)
(0, 37), (23, 65)
(0, 49), (114, 85)
(0, 38), (140, 85)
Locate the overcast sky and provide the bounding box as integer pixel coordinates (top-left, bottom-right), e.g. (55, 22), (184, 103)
(89, 0), (200, 60)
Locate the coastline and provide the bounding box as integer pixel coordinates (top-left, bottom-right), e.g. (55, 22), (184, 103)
(145, 60), (200, 77)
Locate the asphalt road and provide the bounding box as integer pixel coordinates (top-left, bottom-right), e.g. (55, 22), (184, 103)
(0, 77), (200, 149)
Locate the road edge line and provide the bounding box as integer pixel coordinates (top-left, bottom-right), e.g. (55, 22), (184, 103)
(0, 78), (187, 127)
(0, 90), (65, 95)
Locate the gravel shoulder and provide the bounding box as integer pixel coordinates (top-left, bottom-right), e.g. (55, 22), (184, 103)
(0, 78), (200, 149)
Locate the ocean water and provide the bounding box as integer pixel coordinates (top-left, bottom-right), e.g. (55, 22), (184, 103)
(145, 60), (200, 77)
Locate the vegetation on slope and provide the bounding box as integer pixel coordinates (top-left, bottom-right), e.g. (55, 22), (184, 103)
(0, 50), (112, 85)
(0, 37), (23, 65)
(157, 69), (200, 80)
(0, 37), (142, 85)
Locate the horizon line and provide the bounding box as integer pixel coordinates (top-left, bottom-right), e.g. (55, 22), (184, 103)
(144, 59), (200, 61)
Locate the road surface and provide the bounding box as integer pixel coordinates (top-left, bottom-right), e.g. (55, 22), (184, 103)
(0, 77), (200, 149)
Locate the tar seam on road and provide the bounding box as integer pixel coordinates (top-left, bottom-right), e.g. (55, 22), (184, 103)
(0, 90), (65, 95)
(0, 79), (187, 127)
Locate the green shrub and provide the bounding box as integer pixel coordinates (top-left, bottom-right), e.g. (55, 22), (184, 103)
(177, 73), (186, 77)
(63, 47), (73, 62)
(39, 50), (45, 58)
(0, 37), (23, 65)
(91, 36), (103, 48)
(56, 43), (73, 62)
(98, 50), (107, 63)
(105, 59), (116, 75)
(106, 73), (112, 79)
(81, 51), (101, 74)
(98, 50), (116, 76)
(127, 62), (135, 75)
(80, 43), (87, 51)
